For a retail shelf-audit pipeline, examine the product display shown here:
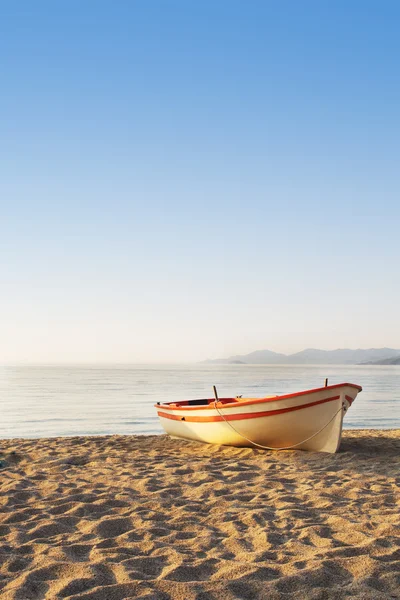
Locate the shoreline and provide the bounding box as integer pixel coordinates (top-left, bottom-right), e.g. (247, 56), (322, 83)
(1, 430), (399, 599)
(1, 426), (399, 443)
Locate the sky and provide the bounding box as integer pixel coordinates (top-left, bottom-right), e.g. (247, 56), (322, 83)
(1, 0), (399, 363)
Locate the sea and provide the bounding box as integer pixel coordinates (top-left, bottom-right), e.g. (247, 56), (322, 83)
(0, 364), (399, 439)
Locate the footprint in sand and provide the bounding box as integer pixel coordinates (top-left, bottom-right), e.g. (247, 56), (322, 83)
(96, 517), (133, 539)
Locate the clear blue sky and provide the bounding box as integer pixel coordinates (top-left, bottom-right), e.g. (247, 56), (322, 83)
(1, 0), (399, 362)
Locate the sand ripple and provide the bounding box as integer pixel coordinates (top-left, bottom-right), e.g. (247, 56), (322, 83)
(0, 430), (399, 599)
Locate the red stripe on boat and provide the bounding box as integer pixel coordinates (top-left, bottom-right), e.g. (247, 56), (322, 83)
(155, 383), (362, 411)
(157, 395), (341, 423)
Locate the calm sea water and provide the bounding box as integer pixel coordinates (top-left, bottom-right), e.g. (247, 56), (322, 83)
(0, 364), (399, 439)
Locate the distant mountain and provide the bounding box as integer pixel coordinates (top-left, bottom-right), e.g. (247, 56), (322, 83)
(361, 355), (400, 365)
(286, 348), (400, 365)
(203, 347), (400, 365)
(203, 349), (286, 365)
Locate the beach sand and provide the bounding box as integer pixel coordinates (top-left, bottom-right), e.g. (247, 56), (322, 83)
(0, 430), (399, 600)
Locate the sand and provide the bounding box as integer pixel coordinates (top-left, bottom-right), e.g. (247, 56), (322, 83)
(0, 430), (399, 600)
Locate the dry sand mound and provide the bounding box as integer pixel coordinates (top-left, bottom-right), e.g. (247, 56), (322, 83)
(0, 430), (399, 599)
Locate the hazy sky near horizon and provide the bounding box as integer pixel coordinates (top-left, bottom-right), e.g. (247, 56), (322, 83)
(1, 0), (400, 363)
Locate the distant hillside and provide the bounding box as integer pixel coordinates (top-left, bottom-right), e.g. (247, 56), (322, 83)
(362, 355), (400, 365)
(203, 347), (400, 365)
(286, 348), (400, 365)
(203, 349), (286, 364)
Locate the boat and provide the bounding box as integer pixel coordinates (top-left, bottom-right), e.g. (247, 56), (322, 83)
(155, 382), (362, 453)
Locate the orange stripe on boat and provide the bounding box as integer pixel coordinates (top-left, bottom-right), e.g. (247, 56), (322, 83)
(157, 395), (341, 423)
(345, 395), (355, 405)
(154, 383), (362, 411)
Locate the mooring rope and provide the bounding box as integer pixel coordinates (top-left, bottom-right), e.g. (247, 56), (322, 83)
(213, 396), (346, 451)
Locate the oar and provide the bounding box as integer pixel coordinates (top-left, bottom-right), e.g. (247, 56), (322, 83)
(213, 385), (219, 405)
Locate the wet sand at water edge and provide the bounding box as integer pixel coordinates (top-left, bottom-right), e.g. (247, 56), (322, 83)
(0, 430), (399, 599)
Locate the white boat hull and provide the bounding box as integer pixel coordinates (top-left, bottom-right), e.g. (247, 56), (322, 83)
(156, 383), (362, 453)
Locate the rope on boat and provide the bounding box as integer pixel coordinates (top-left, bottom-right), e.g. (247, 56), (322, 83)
(213, 396), (346, 451)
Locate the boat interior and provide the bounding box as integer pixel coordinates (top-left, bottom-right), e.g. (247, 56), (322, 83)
(161, 397), (238, 408)
(157, 396), (279, 409)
